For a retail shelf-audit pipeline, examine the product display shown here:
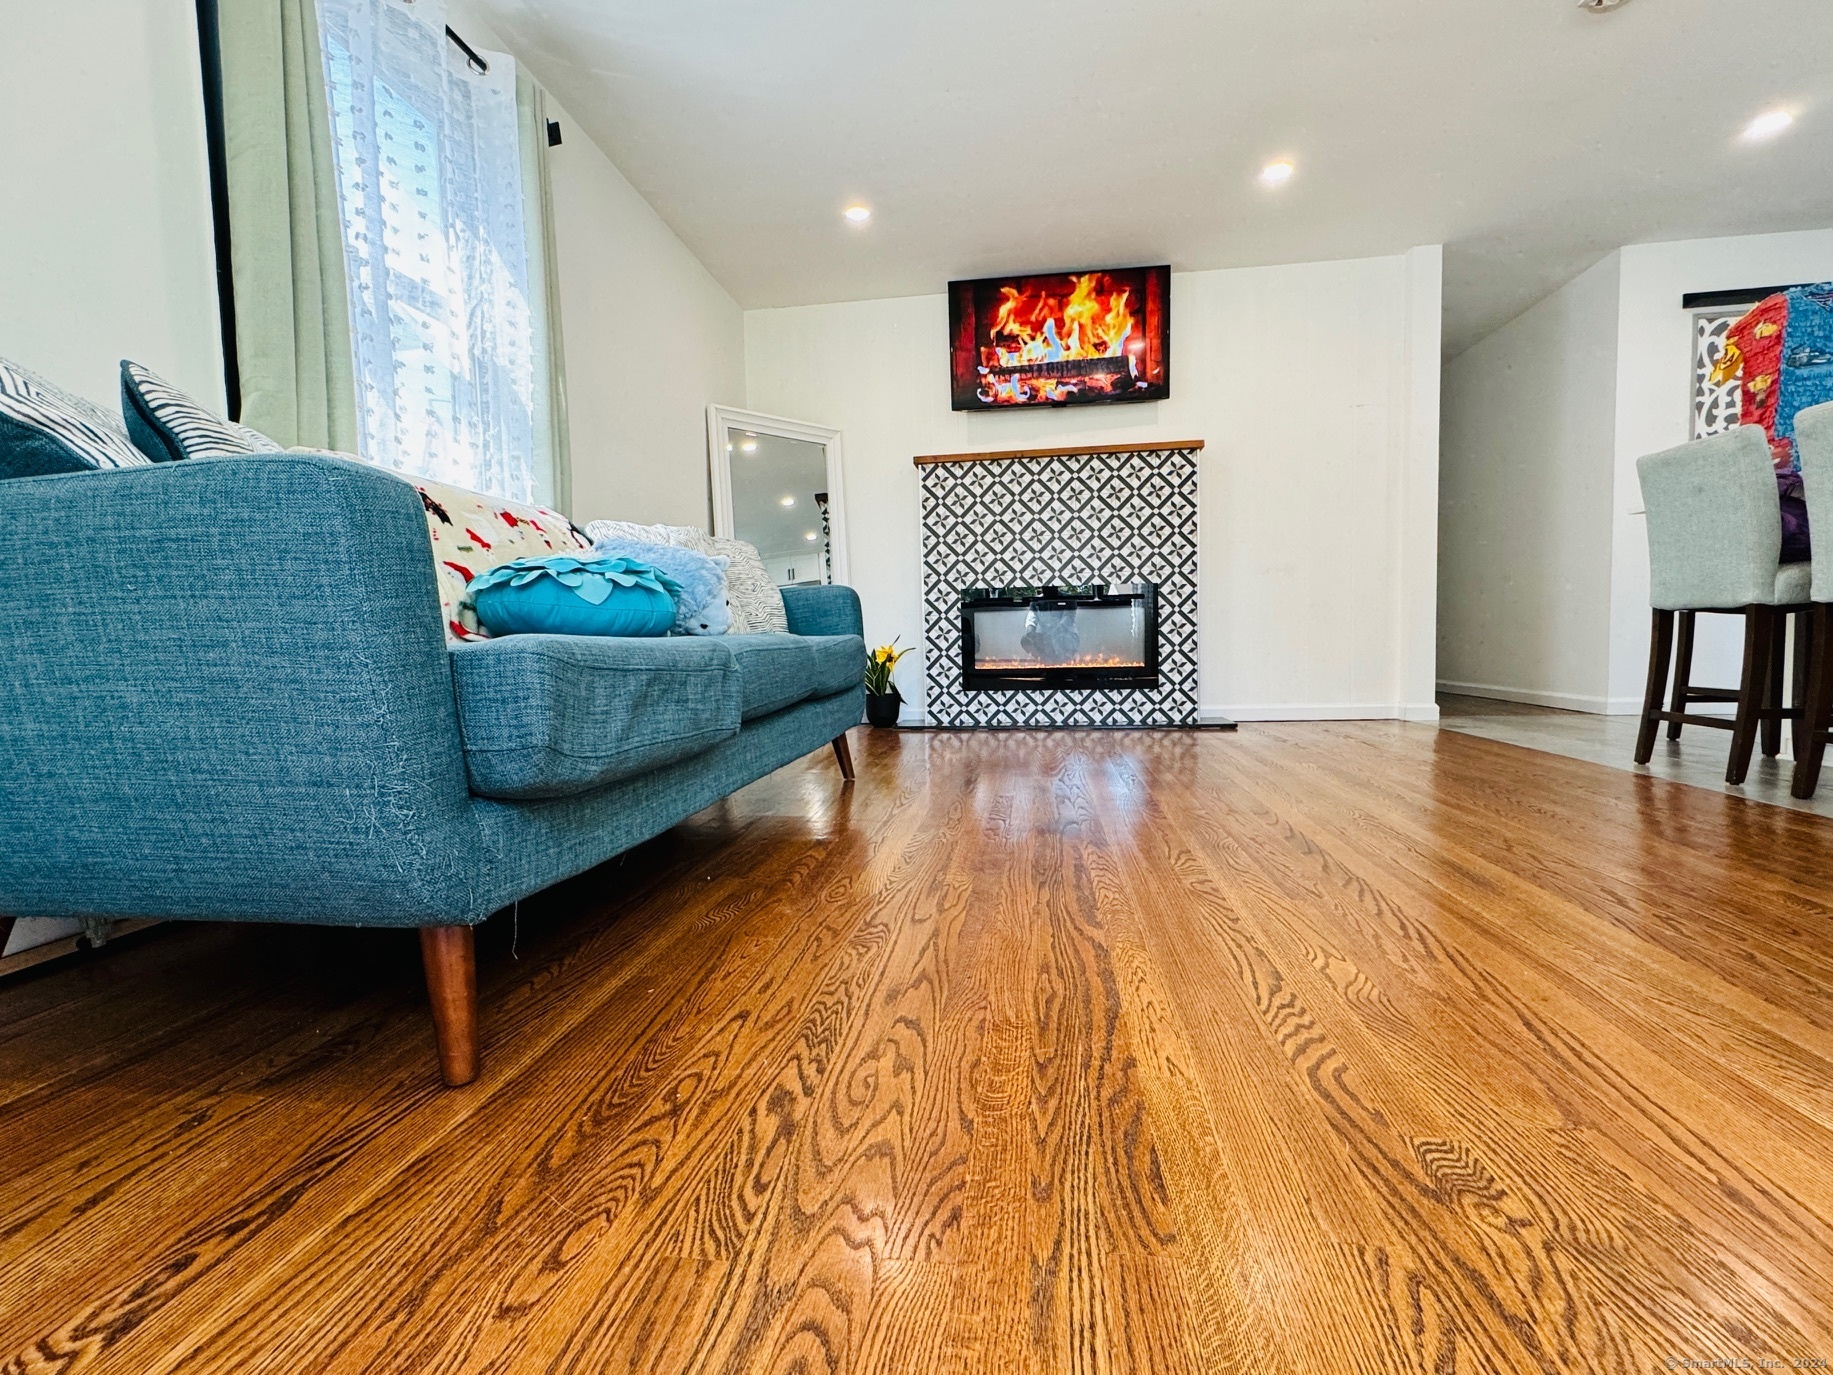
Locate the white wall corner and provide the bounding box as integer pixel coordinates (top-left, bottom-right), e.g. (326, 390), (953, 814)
(1437, 251), (1621, 713)
(1397, 245), (1444, 714)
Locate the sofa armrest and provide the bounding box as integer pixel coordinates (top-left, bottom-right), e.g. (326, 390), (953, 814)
(780, 584), (863, 639)
(0, 453), (487, 926)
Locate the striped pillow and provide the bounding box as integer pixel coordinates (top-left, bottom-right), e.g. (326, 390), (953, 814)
(0, 356), (150, 478)
(119, 360), (282, 462)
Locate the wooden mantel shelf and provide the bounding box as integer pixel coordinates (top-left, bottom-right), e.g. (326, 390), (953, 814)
(912, 439), (1205, 467)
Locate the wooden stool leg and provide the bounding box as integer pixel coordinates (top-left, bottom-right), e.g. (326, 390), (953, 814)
(1666, 610), (1695, 739)
(1793, 604), (1833, 798)
(1635, 608), (1675, 765)
(1727, 606), (1776, 785)
(831, 731), (856, 782)
(1762, 616), (1787, 757)
(419, 925), (479, 1087)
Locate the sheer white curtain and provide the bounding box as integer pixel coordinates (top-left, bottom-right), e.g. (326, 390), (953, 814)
(317, 0), (541, 502)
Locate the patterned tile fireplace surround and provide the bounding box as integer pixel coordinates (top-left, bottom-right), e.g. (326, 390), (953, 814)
(917, 440), (1201, 728)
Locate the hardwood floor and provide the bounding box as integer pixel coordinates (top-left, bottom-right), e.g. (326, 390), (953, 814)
(3, 723), (1832, 1372)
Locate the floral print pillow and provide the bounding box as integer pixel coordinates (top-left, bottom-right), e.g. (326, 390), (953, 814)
(415, 478), (591, 639)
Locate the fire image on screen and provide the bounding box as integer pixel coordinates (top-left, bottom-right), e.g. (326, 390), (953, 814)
(948, 265), (1169, 411)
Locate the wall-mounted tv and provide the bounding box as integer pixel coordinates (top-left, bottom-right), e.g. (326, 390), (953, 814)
(948, 264), (1170, 411)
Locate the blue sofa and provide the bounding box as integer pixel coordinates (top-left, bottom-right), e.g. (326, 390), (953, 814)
(0, 452), (865, 1085)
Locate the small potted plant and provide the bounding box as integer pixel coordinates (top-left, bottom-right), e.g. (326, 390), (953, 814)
(864, 639), (910, 727)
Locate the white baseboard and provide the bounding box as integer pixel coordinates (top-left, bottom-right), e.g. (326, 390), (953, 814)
(1206, 703), (1437, 722)
(1435, 680), (1643, 716)
(903, 704), (1442, 726)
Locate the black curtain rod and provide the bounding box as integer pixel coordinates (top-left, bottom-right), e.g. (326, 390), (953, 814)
(446, 24), (488, 74)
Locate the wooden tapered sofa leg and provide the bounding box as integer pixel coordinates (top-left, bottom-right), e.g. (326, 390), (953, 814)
(831, 731), (856, 782)
(419, 925), (479, 1087)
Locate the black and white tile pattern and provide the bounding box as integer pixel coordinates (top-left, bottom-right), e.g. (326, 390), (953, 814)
(920, 445), (1199, 727)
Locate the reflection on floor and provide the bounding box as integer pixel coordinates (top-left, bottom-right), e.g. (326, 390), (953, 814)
(7, 725), (1833, 1368)
(1438, 693), (1833, 818)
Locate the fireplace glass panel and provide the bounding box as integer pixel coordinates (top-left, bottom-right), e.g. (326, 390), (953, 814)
(971, 602), (1147, 671)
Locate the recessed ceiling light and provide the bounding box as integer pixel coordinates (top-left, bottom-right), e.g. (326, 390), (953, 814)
(779, 495), (796, 507)
(803, 531), (818, 542)
(1259, 160), (1295, 187)
(1742, 108), (1795, 142)
(843, 205), (872, 224)
(740, 440), (757, 453)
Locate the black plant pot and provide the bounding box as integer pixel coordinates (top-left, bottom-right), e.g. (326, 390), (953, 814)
(865, 692), (902, 728)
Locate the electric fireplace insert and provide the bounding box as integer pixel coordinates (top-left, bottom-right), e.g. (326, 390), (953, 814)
(960, 583), (1159, 691)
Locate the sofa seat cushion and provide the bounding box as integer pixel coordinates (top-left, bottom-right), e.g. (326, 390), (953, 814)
(451, 635), (740, 800)
(802, 634), (867, 698)
(723, 634), (816, 720)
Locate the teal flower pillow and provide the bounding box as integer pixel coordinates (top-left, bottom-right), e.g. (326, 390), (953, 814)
(468, 556), (681, 638)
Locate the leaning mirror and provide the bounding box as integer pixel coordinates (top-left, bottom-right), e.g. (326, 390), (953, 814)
(706, 407), (849, 587)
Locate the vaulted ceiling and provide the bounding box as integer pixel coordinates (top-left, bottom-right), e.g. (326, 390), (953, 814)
(473, 0), (1833, 354)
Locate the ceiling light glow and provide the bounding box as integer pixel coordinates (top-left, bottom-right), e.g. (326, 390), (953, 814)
(803, 531), (818, 542)
(843, 204), (872, 223)
(740, 440), (757, 453)
(779, 495), (796, 507)
(1259, 160), (1295, 186)
(1742, 109), (1795, 142)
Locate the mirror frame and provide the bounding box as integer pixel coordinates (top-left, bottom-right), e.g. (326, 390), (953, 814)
(705, 405), (851, 587)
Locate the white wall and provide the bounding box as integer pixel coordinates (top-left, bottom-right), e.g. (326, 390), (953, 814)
(1607, 230), (1833, 705)
(1438, 254), (1622, 711)
(745, 250), (1444, 723)
(0, 0), (224, 412)
(544, 125), (746, 527)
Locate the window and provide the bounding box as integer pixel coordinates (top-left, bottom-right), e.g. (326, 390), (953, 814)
(318, 0), (540, 501)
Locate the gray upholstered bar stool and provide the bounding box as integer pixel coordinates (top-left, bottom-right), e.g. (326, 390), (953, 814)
(1634, 426), (1812, 784)
(1791, 401), (1833, 797)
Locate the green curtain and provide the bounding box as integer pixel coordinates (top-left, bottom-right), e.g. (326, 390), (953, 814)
(216, 0), (358, 452)
(516, 74), (573, 515)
